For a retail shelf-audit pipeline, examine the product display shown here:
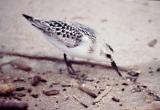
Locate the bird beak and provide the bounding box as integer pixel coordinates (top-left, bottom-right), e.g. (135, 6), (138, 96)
(22, 14), (33, 21)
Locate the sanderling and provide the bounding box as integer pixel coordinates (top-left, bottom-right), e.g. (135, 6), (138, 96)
(22, 14), (122, 77)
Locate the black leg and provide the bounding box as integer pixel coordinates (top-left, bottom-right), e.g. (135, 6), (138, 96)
(106, 54), (122, 77)
(63, 53), (76, 75)
(111, 61), (122, 77)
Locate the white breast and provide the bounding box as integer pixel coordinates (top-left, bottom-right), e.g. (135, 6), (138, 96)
(46, 35), (93, 59)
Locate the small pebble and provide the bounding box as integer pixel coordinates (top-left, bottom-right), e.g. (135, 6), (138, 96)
(112, 97), (120, 102)
(148, 39), (157, 47)
(16, 87), (25, 91)
(122, 82), (129, 86)
(156, 68), (160, 72)
(31, 94), (39, 98)
(127, 71), (139, 77)
(31, 75), (47, 86)
(121, 88), (125, 91)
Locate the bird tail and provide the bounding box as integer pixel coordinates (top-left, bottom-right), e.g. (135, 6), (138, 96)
(22, 14), (48, 31)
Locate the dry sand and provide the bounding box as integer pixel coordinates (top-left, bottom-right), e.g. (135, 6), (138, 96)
(0, 0), (160, 110)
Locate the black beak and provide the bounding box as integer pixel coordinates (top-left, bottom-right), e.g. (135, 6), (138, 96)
(22, 14), (33, 21)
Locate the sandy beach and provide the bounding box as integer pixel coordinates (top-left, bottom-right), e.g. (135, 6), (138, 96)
(0, 0), (160, 110)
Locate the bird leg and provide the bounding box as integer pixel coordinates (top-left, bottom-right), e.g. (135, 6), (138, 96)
(63, 53), (76, 75)
(63, 54), (87, 83)
(106, 54), (122, 77)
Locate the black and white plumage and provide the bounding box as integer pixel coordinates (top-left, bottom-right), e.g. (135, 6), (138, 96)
(22, 14), (122, 77)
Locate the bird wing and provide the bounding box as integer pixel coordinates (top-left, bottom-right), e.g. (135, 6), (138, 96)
(23, 14), (83, 48)
(23, 14), (96, 48)
(69, 22), (96, 43)
(44, 20), (83, 48)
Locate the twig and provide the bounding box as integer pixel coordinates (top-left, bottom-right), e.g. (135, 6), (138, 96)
(10, 60), (32, 72)
(78, 84), (97, 98)
(0, 99), (28, 110)
(72, 95), (88, 108)
(0, 83), (16, 95)
(43, 89), (60, 96)
(93, 85), (112, 104)
(0, 59), (31, 73)
(0, 51), (130, 72)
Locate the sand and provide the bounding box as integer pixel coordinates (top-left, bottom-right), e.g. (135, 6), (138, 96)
(0, 0), (160, 110)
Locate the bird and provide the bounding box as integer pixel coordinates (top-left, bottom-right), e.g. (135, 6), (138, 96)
(22, 14), (122, 77)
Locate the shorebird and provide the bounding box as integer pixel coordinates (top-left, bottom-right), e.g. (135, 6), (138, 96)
(22, 14), (122, 77)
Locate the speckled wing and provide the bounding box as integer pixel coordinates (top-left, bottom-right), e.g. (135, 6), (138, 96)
(40, 20), (84, 48)
(23, 14), (95, 48)
(26, 17), (83, 48)
(69, 22), (96, 43)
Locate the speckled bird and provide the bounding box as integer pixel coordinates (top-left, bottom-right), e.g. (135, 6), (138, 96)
(22, 14), (122, 77)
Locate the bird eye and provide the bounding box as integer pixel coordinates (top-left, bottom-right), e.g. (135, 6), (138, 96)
(106, 54), (111, 59)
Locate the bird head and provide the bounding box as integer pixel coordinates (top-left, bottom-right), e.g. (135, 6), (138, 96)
(22, 14), (49, 32)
